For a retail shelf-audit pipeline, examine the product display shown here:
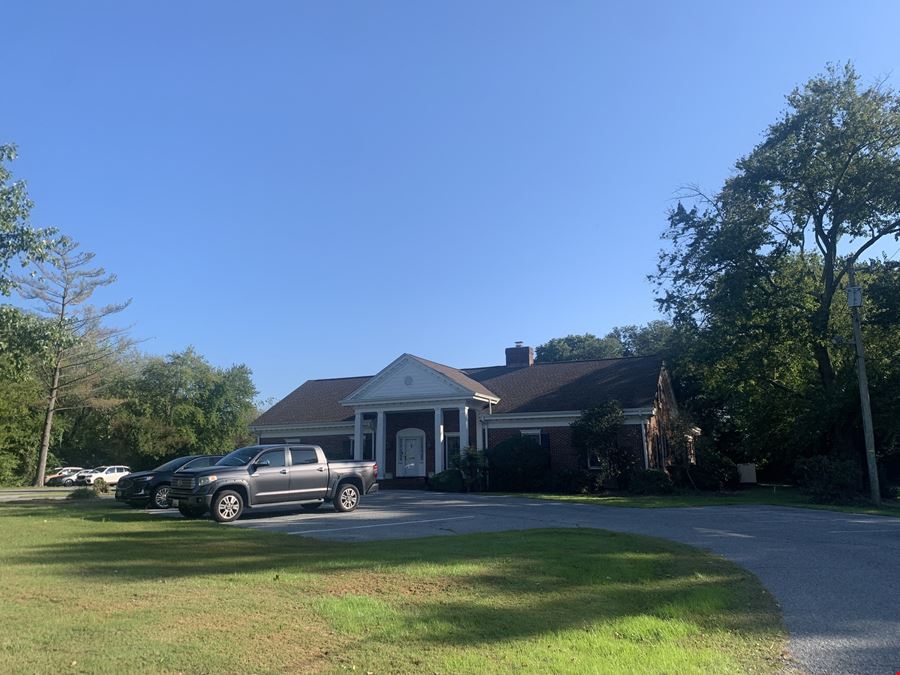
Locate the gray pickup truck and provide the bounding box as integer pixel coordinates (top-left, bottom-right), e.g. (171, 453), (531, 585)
(166, 444), (378, 522)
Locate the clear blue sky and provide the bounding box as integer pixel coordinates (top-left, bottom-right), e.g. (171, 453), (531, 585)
(5, 1), (900, 402)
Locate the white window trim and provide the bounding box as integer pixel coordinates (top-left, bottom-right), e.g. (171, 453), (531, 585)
(520, 429), (542, 443)
(442, 433), (461, 472)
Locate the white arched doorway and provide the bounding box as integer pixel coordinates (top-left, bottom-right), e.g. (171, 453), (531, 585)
(396, 428), (426, 477)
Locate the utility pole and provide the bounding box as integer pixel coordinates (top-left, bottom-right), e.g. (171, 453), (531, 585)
(847, 264), (880, 504)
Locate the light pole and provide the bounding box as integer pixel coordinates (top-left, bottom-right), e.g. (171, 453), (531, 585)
(846, 264), (880, 504)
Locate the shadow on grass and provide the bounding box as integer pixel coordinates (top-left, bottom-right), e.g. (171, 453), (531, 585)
(0, 500), (782, 651)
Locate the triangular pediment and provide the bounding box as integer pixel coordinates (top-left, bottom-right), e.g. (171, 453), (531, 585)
(342, 354), (478, 404)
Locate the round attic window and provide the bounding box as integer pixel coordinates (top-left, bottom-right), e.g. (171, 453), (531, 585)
(404, 376), (414, 386)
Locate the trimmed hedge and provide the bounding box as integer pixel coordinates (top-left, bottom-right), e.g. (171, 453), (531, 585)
(485, 436), (550, 492)
(795, 455), (862, 504)
(681, 448), (739, 491)
(428, 469), (466, 493)
(627, 469), (674, 495)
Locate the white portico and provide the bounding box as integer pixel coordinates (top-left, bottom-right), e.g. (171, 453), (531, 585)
(340, 354), (500, 479)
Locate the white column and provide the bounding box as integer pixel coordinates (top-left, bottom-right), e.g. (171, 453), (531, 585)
(475, 415), (484, 451)
(375, 410), (386, 479)
(434, 407), (444, 473)
(459, 403), (469, 454)
(353, 411), (364, 461)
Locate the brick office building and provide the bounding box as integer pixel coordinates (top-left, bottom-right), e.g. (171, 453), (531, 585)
(251, 344), (683, 485)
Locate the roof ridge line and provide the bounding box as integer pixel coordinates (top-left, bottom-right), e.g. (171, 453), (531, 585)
(461, 354), (661, 371)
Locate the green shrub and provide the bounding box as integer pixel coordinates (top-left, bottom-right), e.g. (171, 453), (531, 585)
(549, 468), (603, 494)
(795, 455), (863, 504)
(449, 447), (487, 492)
(485, 436), (550, 492)
(685, 448), (739, 491)
(67, 487), (98, 500)
(878, 465), (897, 500)
(571, 401), (638, 484)
(627, 469), (674, 495)
(92, 479), (110, 495)
(428, 469), (466, 492)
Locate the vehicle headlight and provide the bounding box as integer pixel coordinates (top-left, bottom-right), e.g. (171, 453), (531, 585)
(197, 475), (217, 486)
(136, 475), (153, 482)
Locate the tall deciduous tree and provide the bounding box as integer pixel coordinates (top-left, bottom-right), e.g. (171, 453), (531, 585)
(15, 239), (131, 486)
(109, 348), (257, 461)
(535, 334), (623, 362)
(0, 145), (55, 295)
(535, 321), (674, 363)
(656, 64), (900, 395)
(609, 320), (675, 357)
(654, 64), (900, 474)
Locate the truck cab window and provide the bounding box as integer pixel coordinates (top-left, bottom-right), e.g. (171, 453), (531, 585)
(290, 448), (318, 465)
(259, 450), (286, 467)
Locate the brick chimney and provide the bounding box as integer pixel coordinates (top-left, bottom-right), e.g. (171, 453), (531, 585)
(505, 341), (534, 368)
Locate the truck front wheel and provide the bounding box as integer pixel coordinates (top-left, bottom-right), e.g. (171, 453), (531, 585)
(212, 490), (244, 523)
(334, 483), (360, 513)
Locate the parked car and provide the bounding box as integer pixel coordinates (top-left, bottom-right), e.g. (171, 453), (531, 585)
(45, 467), (84, 486)
(166, 444), (378, 522)
(72, 468), (99, 484)
(115, 455), (222, 509)
(76, 465), (131, 487)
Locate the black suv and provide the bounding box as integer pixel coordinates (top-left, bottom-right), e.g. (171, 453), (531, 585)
(115, 455), (222, 509)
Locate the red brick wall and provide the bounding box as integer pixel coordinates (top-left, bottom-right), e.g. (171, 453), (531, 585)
(486, 424), (644, 474)
(443, 409), (458, 433)
(486, 427), (580, 472)
(437, 409), (476, 447)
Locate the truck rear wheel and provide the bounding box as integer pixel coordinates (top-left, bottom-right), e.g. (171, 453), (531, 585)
(212, 490), (244, 523)
(333, 483), (360, 513)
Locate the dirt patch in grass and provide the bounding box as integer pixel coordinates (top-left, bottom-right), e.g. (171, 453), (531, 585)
(326, 570), (464, 597)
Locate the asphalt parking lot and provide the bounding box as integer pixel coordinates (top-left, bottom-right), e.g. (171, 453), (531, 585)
(148, 490), (900, 674)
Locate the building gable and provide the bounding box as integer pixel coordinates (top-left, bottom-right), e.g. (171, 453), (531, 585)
(342, 354), (478, 405)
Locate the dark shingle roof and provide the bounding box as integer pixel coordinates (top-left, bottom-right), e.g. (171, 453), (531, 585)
(252, 356), (663, 428)
(252, 376), (370, 426)
(462, 356), (663, 413)
(407, 354), (499, 399)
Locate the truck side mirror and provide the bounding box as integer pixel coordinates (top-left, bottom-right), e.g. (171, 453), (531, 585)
(254, 459), (271, 468)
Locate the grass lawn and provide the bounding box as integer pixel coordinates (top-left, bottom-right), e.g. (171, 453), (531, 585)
(0, 501), (787, 674)
(513, 484), (900, 518)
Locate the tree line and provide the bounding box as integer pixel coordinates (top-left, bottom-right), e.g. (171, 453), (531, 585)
(0, 146), (259, 486)
(538, 64), (900, 489)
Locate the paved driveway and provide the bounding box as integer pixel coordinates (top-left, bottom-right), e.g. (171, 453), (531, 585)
(159, 490), (900, 673)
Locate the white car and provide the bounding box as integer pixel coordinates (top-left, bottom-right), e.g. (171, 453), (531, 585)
(77, 465), (131, 487)
(72, 468), (98, 484)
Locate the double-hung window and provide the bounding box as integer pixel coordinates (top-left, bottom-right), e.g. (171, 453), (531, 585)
(520, 429), (542, 444)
